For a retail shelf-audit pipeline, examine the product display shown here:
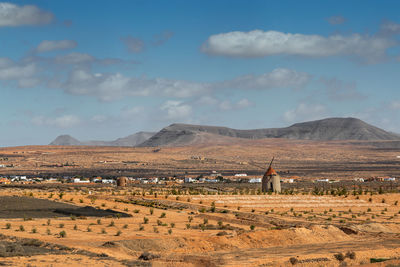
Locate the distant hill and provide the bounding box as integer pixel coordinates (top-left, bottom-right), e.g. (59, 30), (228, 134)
(138, 118), (400, 147)
(50, 132), (155, 147)
(50, 135), (82, 146)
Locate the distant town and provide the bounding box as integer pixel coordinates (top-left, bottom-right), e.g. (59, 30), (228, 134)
(0, 171), (396, 185)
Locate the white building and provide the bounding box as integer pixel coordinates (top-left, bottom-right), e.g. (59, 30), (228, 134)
(249, 178), (261, 183)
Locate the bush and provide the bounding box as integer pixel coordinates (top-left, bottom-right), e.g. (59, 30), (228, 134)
(149, 208), (154, 215)
(101, 228), (107, 234)
(115, 230), (122, 236)
(5, 223), (11, 229)
(97, 219), (102, 225)
(160, 212), (166, 218)
(19, 225), (25, 231)
(170, 223), (175, 228)
(123, 224), (128, 229)
(334, 253), (345, 261)
(31, 227), (37, 233)
(73, 224), (78, 230)
(59, 223), (64, 228)
(289, 257), (298, 265)
(87, 226), (92, 232)
(346, 251), (356, 259)
(46, 228), (51, 235)
(108, 221), (115, 227)
(133, 209), (140, 213)
(186, 223), (191, 229)
(139, 224), (144, 231)
(250, 225), (255, 230)
(143, 217), (149, 224)
(59, 230), (66, 238)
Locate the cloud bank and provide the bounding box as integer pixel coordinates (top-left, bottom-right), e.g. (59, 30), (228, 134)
(202, 30), (396, 62)
(0, 2), (53, 27)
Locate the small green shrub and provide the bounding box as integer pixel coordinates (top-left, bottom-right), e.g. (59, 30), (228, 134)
(334, 253), (345, 261)
(59, 230), (66, 238)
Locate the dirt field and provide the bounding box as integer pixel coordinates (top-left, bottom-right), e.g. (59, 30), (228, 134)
(0, 186), (399, 266)
(1, 138), (400, 178)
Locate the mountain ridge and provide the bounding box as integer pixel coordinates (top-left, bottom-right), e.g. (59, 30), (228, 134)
(138, 117), (400, 147)
(50, 117), (400, 147)
(49, 131), (156, 147)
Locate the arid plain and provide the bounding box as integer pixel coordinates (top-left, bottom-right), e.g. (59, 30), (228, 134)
(0, 139), (399, 266)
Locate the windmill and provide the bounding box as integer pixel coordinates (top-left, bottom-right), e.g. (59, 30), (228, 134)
(262, 157), (281, 193)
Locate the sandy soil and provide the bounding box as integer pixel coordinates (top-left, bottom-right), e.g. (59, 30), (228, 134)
(1, 138), (400, 178)
(0, 187), (398, 266)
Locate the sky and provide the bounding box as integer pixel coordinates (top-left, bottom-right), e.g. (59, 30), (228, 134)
(1, 0), (400, 146)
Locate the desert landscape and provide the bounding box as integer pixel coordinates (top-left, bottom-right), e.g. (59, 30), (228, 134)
(0, 183), (399, 266)
(0, 130), (400, 266)
(2, 1), (400, 266)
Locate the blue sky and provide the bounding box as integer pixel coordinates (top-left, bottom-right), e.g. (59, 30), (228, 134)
(0, 0), (400, 146)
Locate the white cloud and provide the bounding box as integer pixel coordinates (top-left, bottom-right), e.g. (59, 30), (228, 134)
(237, 98), (252, 109)
(219, 98), (253, 111)
(284, 103), (327, 123)
(202, 30), (395, 62)
(0, 2), (53, 27)
(221, 68), (311, 90)
(380, 21), (400, 35)
(390, 101), (400, 110)
(36, 40), (77, 53)
(0, 57), (38, 87)
(31, 114), (81, 128)
(160, 100), (192, 120)
(320, 78), (365, 101)
(153, 30), (174, 46)
(120, 106), (145, 118)
(59, 68), (211, 101)
(327, 15), (346, 25)
(196, 96), (219, 106)
(54, 52), (94, 64)
(121, 36), (145, 53)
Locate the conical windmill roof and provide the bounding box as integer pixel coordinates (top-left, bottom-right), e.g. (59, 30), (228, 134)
(265, 166), (277, 176)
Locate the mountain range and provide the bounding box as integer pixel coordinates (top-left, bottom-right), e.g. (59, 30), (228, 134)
(50, 117), (400, 147)
(50, 132), (156, 147)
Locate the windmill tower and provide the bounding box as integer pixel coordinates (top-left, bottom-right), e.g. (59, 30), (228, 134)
(262, 157), (281, 193)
